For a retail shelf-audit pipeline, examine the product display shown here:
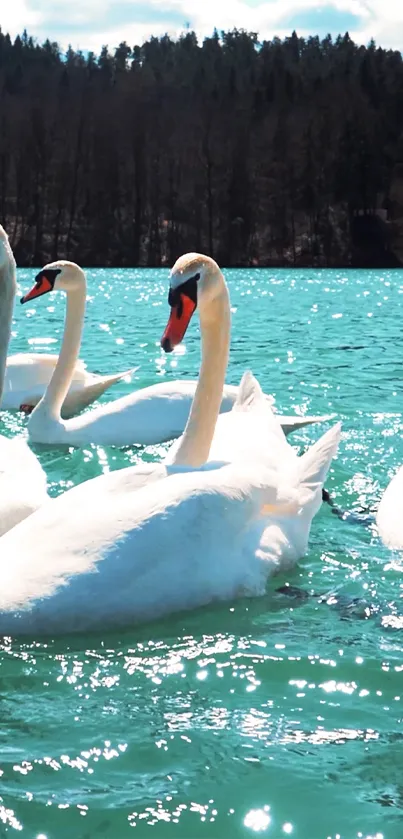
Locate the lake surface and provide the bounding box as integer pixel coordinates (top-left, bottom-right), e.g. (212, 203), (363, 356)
(0, 267), (402, 838)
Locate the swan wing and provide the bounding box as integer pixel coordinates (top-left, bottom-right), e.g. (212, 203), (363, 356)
(60, 367), (137, 418)
(293, 421), (342, 512)
(204, 371), (293, 469)
(0, 435), (48, 535)
(221, 382), (335, 436)
(3, 354), (134, 416)
(275, 421), (342, 558)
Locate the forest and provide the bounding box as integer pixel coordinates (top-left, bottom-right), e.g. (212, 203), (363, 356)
(0, 26), (403, 267)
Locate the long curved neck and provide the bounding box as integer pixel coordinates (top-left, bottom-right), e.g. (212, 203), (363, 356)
(0, 263), (16, 402)
(171, 277), (231, 467)
(34, 285), (86, 420)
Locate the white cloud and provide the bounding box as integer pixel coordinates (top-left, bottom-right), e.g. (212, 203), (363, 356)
(183, 0), (367, 35)
(353, 0), (403, 49)
(1, 0), (402, 53)
(1, 0), (40, 35)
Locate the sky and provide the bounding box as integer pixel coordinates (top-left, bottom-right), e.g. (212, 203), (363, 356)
(1, 0), (401, 54)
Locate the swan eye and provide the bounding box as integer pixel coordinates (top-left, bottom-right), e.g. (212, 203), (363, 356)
(46, 268), (61, 281)
(168, 274), (199, 308)
(35, 268), (62, 287)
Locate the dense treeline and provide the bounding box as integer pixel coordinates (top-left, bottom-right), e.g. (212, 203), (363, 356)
(0, 27), (403, 267)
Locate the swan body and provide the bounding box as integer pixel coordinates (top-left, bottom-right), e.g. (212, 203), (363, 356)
(22, 260), (334, 447)
(0, 228), (131, 417)
(0, 226), (49, 534)
(0, 253), (341, 635)
(0, 452), (310, 635)
(25, 376), (334, 447)
(376, 465), (403, 549)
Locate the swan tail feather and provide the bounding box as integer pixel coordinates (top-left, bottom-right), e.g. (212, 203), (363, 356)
(295, 421), (342, 513)
(277, 413), (337, 436)
(60, 367), (138, 419)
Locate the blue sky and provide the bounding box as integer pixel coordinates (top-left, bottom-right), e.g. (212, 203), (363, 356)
(2, 0), (400, 53)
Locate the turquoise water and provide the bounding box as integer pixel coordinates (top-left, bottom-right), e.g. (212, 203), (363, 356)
(1, 268), (402, 838)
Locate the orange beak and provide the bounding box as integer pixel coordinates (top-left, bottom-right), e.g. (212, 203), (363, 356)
(161, 293), (197, 353)
(21, 276), (54, 304)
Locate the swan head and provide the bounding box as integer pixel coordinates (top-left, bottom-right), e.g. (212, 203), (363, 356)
(20, 261), (84, 304)
(161, 253), (222, 352)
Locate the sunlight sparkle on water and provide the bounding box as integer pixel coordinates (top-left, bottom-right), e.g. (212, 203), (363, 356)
(28, 336), (56, 345)
(196, 669), (208, 681)
(244, 807), (271, 832)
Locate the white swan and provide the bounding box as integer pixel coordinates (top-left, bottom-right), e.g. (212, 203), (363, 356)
(0, 233), (49, 536)
(163, 254), (342, 557)
(0, 253), (341, 635)
(376, 465), (403, 550)
(0, 226), (132, 417)
(21, 259), (334, 447)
